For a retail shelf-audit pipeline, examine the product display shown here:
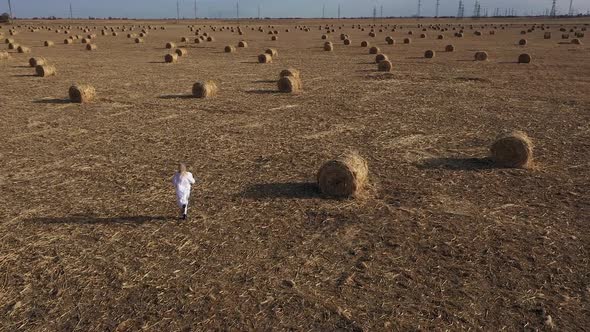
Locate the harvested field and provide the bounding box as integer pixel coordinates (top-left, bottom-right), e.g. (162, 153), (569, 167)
(0, 17), (589, 331)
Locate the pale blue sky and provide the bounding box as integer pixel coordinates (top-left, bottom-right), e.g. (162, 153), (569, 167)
(3, 0), (589, 19)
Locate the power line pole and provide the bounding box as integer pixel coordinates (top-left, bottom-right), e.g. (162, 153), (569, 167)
(550, 0), (557, 17)
(568, 0), (574, 15)
(373, 5), (377, 22)
(194, 0), (197, 19)
(176, 0), (180, 22)
(258, 4), (261, 19)
(8, 0), (13, 18)
(69, 2), (73, 20)
(435, 0), (440, 17)
(338, 4), (341, 19)
(322, 4), (325, 19)
(417, 0), (422, 17)
(236, 1), (239, 25)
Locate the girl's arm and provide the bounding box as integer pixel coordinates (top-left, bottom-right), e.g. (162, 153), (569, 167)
(189, 173), (196, 185)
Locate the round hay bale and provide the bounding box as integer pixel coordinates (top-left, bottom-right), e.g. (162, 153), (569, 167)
(81, 38), (89, 44)
(258, 53), (272, 63)
(112, 32), (118, 36)
(192, 81), (218, 98)
(35, 64), (56, 77)
(324, 42), (334, 51)
(64, 38), (73, 44)
(445, 44), (455, 52)
(194, 38), (201, 44)
(5, 38), (15, 44)
(317, 152), (368, 198)
(474, 51), (488, 61)
(265, 48), (278, 57)
(165, 53), (178, 63)
(181, 37), (188, 42)
(437, 34), (444, 39)
(224, 45), (236, 53)
(403, 38), (411, 44)
(424, 50), (435, 58)
(17, 46), (31, 54)
(321, 34), (327, 40)
(571, 38), (582, 45)
(238, 41), (248, 48)
(29, 57), (47, 67)
(369, 46), (380, 54)
(490, 131), (533, 168)
(375, 53), (388, 63)
(44, 40), (54, 47)
(378, 59), (392, 72)
(385, 36), (394, 44)
(207, 36), (214, 42)
(271, 35), (278, 41)
(279, 68), (301, 79)
(361, 40), (369, 47)
(518, 39), (527, 46)
(8, 43), (19, 50)
(0, 51), (10, 60)
(135, 38), (144, 43)
(86, 44), (97, 51)
(166, 42), (176, 49)
(518, 53), (531, 63)
(277, 76), (302, 93)
(420, 33), (426, 38)
(343, 38), (351, 45)
(69, 84), (96, 103)
(175, 48), (188, 56)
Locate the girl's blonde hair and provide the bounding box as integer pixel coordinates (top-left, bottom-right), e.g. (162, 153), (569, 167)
(178, 163), (188, 176)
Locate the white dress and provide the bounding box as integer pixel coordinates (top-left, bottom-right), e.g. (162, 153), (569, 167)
(172, 172), (196, 207)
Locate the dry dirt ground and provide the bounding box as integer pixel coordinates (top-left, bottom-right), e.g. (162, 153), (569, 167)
(0, 17), (589, 331)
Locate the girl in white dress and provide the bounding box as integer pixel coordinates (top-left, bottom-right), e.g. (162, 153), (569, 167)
(172, 163), (196, 220)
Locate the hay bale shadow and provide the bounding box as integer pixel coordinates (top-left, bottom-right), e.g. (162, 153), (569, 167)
(252, 79), (277, 83)
(27, 215), (169, 225)
(158, 94), (194, 99)
(418, 157), (495, 170)
(33, 98), (70, 104)
(241, 182), (319, 199)
(12, 74), (37, 77)
(245, 89), (278, 94)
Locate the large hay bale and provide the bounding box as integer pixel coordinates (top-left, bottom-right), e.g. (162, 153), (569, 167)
(490, 131), (533, 168)
(277, 76), (302, 93)
(271, 35), (278, 41)
(265, 48), (278, 57)
(0, 51), (9, 60)
(165, 53), (178, 63)
(64, 38), (73, 44)
(474, 51), (488, 61)
(29, 57), (46, 67)
(192, 81), (218, 98)
(258, 53), (272, 63)
(518, 53), (532, 63)
(378, 59), (392, 72)
(445, 44), (455, 52)
(135, 38), (144, 43)
(175, 48), (188, 56)
(437, 34), (444, 39)
(343, 38), (351, 45)
(519, 39), (527, 46)
(69, 84), (96, 103)
(361, 40), (369, 47)
(571, 38), (582, 45)
(86, 44), (97, 51)
(5, 38), (15, 44)
(424, 50), (435, 58)
(403, 38), (411, 44)
(317, 152), (368, 198)
(166, 42), (176, 49)
(279, 68), (300, 79)
(44, 40), (54, 47)
(324, 42), (333, 51)
(35, 64), (56, 77)
(181, 37), (188, 42)
(17, 46), (31, 53)
(8, 43), (19, 50)
(225, 45), (236, 53)
(207, 36), (214, 42)
(375, 53), (388, 63)
(369, 46), (380, 54)
(238, 41), (248, 47)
